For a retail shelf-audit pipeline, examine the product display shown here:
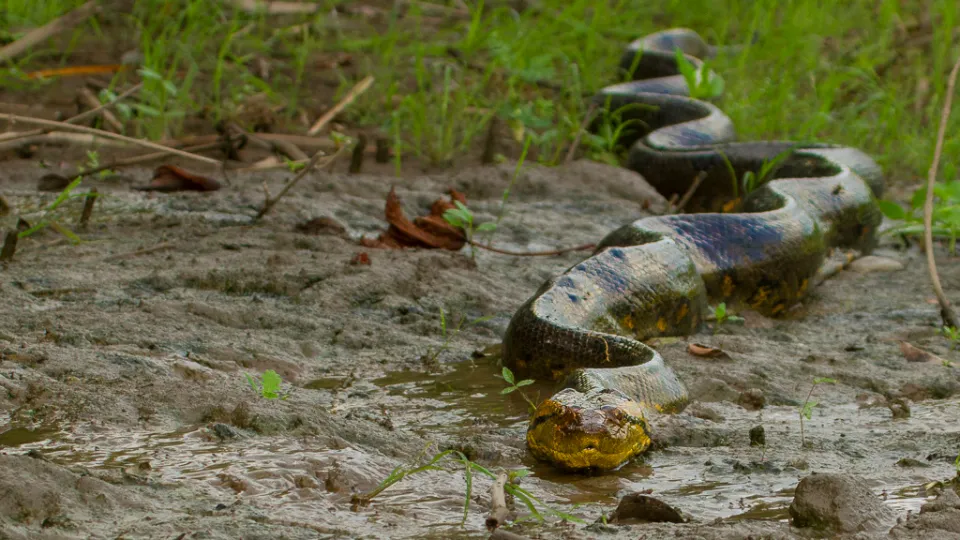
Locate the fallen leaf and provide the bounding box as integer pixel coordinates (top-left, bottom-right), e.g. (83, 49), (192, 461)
(134, 165), (221, 192)
(360, 187), (467, 250)
(899, 341), (943, 363)
(687, 343), (731, 359)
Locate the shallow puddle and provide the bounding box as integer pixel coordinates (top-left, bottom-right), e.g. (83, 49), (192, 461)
(2, 362), (955, 531)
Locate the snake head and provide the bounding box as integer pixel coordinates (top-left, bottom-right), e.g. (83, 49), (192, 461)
(525, 388), (652, 471)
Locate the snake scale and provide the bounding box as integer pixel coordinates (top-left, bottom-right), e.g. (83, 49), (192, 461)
(500, 29), (885, 472)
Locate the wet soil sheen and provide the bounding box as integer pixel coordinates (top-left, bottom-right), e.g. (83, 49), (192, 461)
(1, 155), (959, 539)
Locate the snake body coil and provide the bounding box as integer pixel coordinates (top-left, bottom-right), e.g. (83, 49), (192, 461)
(501, 29), (884, 472)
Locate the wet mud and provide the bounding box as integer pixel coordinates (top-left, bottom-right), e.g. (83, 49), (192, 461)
(1, 154), (959, 539)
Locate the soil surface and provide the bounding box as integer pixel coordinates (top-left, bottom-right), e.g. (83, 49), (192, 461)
(1, 149), (960, 539)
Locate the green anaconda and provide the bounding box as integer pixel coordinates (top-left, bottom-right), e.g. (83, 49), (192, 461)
(500, 29), (885, 472)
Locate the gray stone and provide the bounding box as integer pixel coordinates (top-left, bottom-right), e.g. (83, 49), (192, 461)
(789, 473), (895, 533)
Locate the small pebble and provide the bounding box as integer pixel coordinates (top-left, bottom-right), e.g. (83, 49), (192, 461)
(848, 255), (904, 273)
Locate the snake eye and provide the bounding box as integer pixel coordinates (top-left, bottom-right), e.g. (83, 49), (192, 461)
(600, 404), (617, 412)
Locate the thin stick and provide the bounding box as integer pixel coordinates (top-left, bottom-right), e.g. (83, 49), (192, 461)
(0, 83), (142, 144)
(306, 76), (375, 136)
(564, 102), (598, 164)
(469, 240), (595, 257)
(78, 188), (98, 230)
(256, 146), (347, 220)
(0, 0), (101, 64)
(2, 114), (220, 166)
(485, 472), (511, 532)
(923, 53), (960, 330)
(0, 231), (17, 262)
(72, 142), (222, 179)
(349, 133), (367, 174)
(77, 87), (123, 132)
(670, 171), (708, 214)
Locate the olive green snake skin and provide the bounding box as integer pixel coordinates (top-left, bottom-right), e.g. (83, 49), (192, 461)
(500, 29), (884, 472)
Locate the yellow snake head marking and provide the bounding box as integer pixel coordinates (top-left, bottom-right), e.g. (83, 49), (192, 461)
(525, 388), (652, 471)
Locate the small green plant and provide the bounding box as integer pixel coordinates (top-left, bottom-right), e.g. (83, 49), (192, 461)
(443, 202), (497, 259)
(674, 47), (725, 100)
(500, 366), (538, 413)
(718, 147), (796, 204)
(18, 177), (92, 244)
(422, 308), (493, 366)
(877, 181), (960, 254)
(352, 444), (584, 526)
(942, 326), (960, 350)
(245, 369), (290, 400)
(799, 376), (837, 447)
(711, 302), (744, 333)
(582, 99), (655, 164)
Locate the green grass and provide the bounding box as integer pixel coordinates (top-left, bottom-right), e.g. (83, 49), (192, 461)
(2, 0), (958, 184)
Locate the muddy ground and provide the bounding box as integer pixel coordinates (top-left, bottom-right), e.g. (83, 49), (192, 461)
(1, 147), (960, 539)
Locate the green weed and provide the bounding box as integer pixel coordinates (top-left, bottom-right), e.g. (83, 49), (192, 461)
(799, 376), (837, 447)
(6, 0), (958, 184)
(245, 369), (290, 400)
(422, 308), (493, 366)
(942, 326), (960, 351)
(674, 47), (724, 100)
(17, 177), (90, 245)
(877, 181), (960, 254)
(352, 444), (584, 526)
(710, 302), (744, 333)
(443, 201), (497, 259)
(499, 366), (538, 414)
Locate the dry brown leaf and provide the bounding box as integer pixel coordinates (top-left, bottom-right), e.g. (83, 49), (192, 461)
(360, 187), (467, 250)
(899, 341), (943, 363)
(687, 343), (731, 360)
(134, 165), (221, 192)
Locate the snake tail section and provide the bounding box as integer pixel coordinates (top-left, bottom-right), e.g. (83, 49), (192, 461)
(501, 28), (885, 472)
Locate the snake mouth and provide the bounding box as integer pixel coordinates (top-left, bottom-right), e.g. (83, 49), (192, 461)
(525, 397), (652, 472)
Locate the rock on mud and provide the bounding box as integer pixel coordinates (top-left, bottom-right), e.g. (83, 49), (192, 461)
(890, 488), (960, 539)
(848, 255), (905, 274)
(788, 473), (895, 533)
(609, 493), (686, 524)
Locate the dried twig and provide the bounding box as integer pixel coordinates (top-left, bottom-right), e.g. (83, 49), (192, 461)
(226, 0), (321, 14)
(349, 133), (367, 174)
(486, 472), (512, 532)
(0, 231), (17, 262)
(306, 76), (375, 136)
(669, 171), (708, 214)
(923, 53), (960, 329)
(0, 83), (142, 145)
(78, 188), (98, 230)
(0, 0), (102, 63)
(222, 121), (308, 161)
(2, 114), (220, 166)
(256, 145), (347, 220)
(77, 87), (123, 132)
